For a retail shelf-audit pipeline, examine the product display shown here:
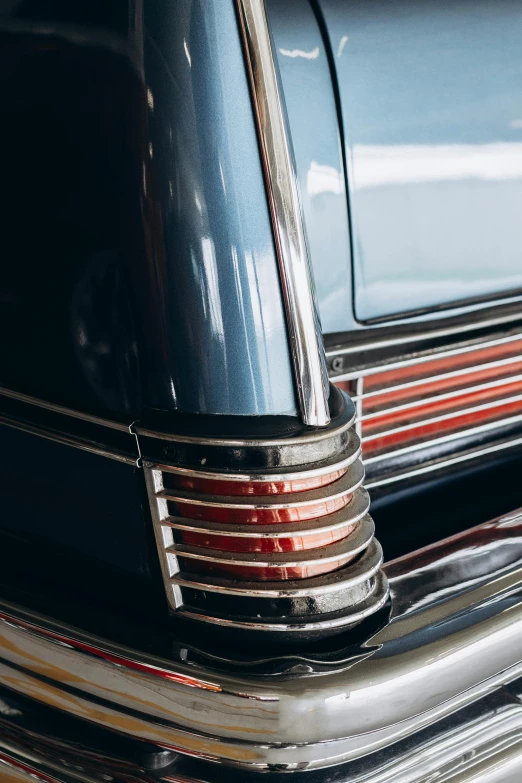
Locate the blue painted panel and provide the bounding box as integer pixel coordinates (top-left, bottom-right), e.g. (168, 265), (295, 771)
(317, 0), (522, 322)
(267, 0), (355, 334)
(143, 0), (298, 416)
(0, 0), (298, 419)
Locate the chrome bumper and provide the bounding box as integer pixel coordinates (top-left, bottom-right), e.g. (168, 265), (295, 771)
(2, 510), (522, 777)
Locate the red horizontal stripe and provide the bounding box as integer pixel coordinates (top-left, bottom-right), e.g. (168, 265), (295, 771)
(363, 379), (522, 434)
(363, 361), (522, 411)
(171, 493), (351, 524)
(164, 467), (347, 496)
(363, 398), (522, 455)
(364, 338), (522, 392)
(176, 522), (357, 553)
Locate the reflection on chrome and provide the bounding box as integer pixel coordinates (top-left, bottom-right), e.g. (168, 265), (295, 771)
(236, 0), (331, 427)
(2, 509), (522, 770)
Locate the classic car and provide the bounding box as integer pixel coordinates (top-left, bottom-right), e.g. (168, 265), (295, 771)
(1, 0), (522, 781)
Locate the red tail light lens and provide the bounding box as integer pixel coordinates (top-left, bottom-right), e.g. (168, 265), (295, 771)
(164, 467), (347, 496)
(159, 457), (369, 581)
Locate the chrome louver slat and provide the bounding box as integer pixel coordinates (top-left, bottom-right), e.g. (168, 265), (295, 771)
(332, 330), (522, 487)
(144, 393), (388, 637)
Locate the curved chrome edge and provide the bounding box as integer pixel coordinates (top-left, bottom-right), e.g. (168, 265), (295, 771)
(164, 487), (370, 537)
(325, 310), (522, 360)
(0, 386), (351, 453)
(0, 746), (78, 783)
(136, 394), (354, 446)
(3, 510), (522, 769)
(170, 538), (382, 597)
(177, 573), (388, 633)
(4, 679), (522, 783)
(0, 386), (131, 432)
(167, 514), (373, 568)
(0, 417), (137, 466)
(145, 429), (361, 480)
(366, 434), (522, 489)
(235, 0), (330, 427)
(159, 460), (364, 510)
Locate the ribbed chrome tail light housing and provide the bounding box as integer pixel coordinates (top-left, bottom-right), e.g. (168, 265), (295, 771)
(144, 392), (388, 639)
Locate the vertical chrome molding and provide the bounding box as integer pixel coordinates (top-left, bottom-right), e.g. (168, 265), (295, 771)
(236, 0), (331, 426)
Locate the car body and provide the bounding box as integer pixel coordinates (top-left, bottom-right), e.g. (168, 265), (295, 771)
(2, 1), (522, 781)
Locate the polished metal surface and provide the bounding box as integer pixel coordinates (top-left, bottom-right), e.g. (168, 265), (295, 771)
(333, 329), (522, 486)
(366, 433), (522, 489)
(344, 686), (522, 783)
(158, 460), (364, 510)
(361, 374), (522, 420)
(171, 536), (380, 597)
(0, 386), (139, 464)
(326, 311), (522, 361)
(164, 487), (369, 540)
(177, 571), (387, 634)
(366, 413), (522, 465)
(147, 447), (386, 635)
(5, 684), (522, 782)
(0, 745), (91, 783)
(330, 331), (522, 381)
(144, 391), (384, 637)
(2, 510), (522, 769)
(0, 384), (352, 469)
(145, 432), (360, 481)
(236, 0), (330, 426)
(166, 514), (372, 569)
(0, 386), (130, 432)
(0, 417), (137, 466)
(364, 393), (522, 443)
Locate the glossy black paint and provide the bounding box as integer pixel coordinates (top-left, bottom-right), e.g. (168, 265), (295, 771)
(0, 0), (299, 422)
(0, 424), (165, 623)
(0, 23), (149, 418)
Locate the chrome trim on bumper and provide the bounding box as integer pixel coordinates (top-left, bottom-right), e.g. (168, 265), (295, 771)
(0, 746), (84, 783)
(2, 510), (522, 770)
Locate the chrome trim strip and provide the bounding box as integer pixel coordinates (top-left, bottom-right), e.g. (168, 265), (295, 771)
(361, 372), (522, 420)
(167, 514), (373, 568)
(5, 673), (522, 783)
(158, 461), (364, 510)
(0, 745), (88, 783)
(326, 315), (522, 359)
(363, 395), (522, 444)
(136, 405), (353, 446)
(170, 538), (382, 596)
(236, 0), (330, 427)
(354, 354), (522, 401)
(0, 386), (130, 432)
(176, 573), (387, 632)
(3, 511), (522, 768)
(145, 430), (360, 481)
(364, 412), (522, 464)
(339, 691), (522, 783)
(331, 330), (522, 381)
(366, 434), (522, 489)
(0, 418), (137, 466)
(164, 488), (370, 538)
